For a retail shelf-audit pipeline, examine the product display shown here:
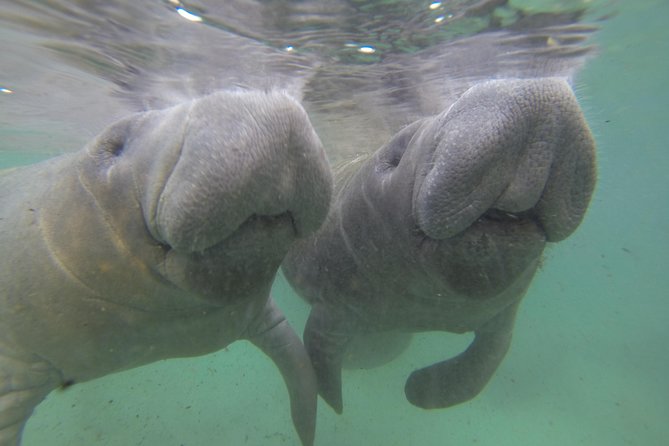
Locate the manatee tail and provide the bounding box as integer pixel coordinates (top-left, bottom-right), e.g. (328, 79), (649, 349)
(247, 299), (317, 446)
(404, 302), (519, 409)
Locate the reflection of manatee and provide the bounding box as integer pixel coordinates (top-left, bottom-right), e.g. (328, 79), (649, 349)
(283, 78), (597, 413)
(0, 90), (332, 446)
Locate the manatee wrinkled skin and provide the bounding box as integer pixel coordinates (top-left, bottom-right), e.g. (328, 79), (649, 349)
(282, 78), (596, 413)
(0, 90), (332, 446)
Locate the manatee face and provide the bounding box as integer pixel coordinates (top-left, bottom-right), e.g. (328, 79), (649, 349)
(282, 78), (596, 413)
(81, 90), (333, 303)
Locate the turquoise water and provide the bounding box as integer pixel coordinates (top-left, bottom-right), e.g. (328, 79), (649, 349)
(2, 1), (667, 445)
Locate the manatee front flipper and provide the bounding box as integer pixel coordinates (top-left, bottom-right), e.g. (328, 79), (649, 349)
(246, 299), (317, 446)
(303, 304), (359, 414)
(405, 302), (519, 409)
(0, 351), (60, 446)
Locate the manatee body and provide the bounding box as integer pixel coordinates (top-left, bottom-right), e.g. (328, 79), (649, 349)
(0, 90), (333, 446)
(282, 78), (596, 413)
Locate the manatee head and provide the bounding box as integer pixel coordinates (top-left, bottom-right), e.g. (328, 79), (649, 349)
(83, 90), (333, 302)
(368, 78), (596, 299)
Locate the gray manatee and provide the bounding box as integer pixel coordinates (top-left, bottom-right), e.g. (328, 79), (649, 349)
(0, 90), (332, 446)
(282, 78), (596, 413)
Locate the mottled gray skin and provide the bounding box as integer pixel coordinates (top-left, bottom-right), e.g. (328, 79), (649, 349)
(0, 90), (332, 446)
(283, 78), (596, 413)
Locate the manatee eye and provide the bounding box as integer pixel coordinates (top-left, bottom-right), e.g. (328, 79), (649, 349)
(377, 120), (422, 172)
(387, 148), (403, 167)
(378, 138), (407, 172)
(103, 138), (126, 157)
(97, 118), (132, 158)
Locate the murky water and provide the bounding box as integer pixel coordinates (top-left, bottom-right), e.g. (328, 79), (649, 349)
(1, 0), (667, 445)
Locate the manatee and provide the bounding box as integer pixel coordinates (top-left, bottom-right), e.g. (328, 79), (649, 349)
(282, 78), (596, 413)
(0, 90), (333, 446)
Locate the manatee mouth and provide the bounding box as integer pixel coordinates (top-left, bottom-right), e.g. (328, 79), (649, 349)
(194, 211), (298, 254)
(416, 206), (545, 244)
(161, 211), (298, 303)
(468, 207), (548, 248)
(476, 208), (544, 233)
(413, 205), (547, 301)
(246, 212), (298, 233)
(236, 211), (299, 241)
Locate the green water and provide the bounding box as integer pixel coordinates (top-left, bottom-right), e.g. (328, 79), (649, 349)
(5, 1), (668, 445)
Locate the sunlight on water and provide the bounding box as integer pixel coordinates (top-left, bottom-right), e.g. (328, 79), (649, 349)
(175, 7), (203, 22)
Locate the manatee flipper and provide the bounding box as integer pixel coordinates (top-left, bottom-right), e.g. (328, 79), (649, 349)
(404, 302), (519, 409)
(0, 351), (60, 446)
(303, 304), (357, 414)
(246, 299), (317, 446)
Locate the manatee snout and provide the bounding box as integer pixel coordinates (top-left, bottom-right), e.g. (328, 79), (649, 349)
(144, 90), (333, 253)
(413, 78), (596, 244)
